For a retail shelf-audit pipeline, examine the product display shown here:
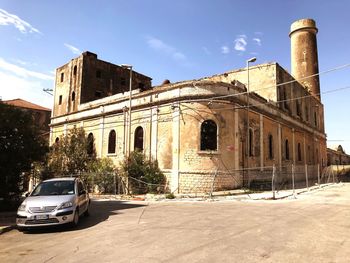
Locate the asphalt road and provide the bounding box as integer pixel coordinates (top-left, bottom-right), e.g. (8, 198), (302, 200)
(1, 184), (350, 263)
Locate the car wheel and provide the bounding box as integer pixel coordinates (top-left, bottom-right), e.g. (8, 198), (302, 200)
(71, 209), (79, 227)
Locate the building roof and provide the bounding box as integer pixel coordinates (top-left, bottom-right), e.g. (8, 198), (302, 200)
(2, 98), (51, 112)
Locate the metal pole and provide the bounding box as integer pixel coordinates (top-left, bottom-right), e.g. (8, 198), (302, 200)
(317, 163), (320, 188)
(246, 57), (256, 186)
(128, 67), (133, 158)
(272, 164), (276, 199)
(114, 172), (116, 197)
(246, 60), (250, 187)
(292, 163), (295, 196)
(305, 164), (309, 191)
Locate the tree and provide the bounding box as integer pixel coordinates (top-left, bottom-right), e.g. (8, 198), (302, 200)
(46, 127), (92, 177)
(0, 103), (47, 199)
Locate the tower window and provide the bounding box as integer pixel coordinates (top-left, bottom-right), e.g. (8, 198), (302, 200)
(60, 72), (64, 82)
(73, 66), (77, 76)
(314, 112), (318, 127)
(134, 126), (144, 151)
(59, 95), (62, 105)
(200, 120), (217, 151)
(139, 83), (145, 91)
(95, 91), (102, 98)
(108, 130), (116, 154)
(268, 134), (273, 160)
(55, 137), (59, 144)
(71, 92), (75, 101)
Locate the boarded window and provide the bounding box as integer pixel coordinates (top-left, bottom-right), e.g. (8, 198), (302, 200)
(200, 120), (217, 151)
(134, 126), (144, 151)
(108, 130), (116, 154)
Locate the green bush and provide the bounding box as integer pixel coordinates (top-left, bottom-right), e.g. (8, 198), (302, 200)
(88, 158), (116, 194)
(121, 151), (166, 194)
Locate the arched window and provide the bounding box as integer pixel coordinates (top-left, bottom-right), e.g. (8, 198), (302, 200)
(87, 133), (94, 156)
(55, 137), (59, 144)
(285, 139), (290, 160)
(248, 128), (254, 157)
(268, 134), (273, 160)
(108, 130), (116, 154)
(73, 65), (77, 76)
(134, 126), (144, 151)
(200, 120), (217, 151)
(71, 91), (75, 102)
(297, 143), (302, 161)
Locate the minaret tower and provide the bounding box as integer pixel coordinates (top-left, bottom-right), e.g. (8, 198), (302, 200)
(289, 18), (321, 100)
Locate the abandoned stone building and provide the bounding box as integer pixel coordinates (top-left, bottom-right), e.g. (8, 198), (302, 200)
(50, 18), (327, 193)
(327, 145), (350, 165)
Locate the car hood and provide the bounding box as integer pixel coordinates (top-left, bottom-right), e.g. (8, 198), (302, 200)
(23, 195), (75, 207)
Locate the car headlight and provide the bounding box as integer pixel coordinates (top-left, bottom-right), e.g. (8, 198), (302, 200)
(18, 202), (26, 212)
(58, 201), (73, 210)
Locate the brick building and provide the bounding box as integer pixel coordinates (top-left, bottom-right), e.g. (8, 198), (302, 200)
(50, 19), (327, 193)
(2, 98), (51, 139)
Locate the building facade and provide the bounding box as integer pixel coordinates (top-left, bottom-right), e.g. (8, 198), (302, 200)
(50, 19), (327, 193)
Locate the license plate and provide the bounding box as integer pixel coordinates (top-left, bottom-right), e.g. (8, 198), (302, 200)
(35, 215), (49, 220)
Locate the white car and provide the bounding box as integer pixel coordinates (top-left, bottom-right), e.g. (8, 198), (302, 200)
(16, 177), (90, 230)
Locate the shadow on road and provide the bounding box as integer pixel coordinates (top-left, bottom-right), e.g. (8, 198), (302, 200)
(21, 200), (145, 234)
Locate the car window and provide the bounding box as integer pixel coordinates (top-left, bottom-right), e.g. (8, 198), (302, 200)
(31, 181), (75, 196)
(77, 181), (84, 194)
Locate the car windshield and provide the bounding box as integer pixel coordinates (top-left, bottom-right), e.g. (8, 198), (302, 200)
(31, 180), (75, 196)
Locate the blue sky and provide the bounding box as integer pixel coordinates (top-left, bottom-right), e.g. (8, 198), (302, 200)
(1, 0), (350, 151)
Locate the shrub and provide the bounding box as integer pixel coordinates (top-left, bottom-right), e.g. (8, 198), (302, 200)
(121, 151), (166, 194)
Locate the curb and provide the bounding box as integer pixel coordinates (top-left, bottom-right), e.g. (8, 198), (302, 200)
(0, 225), (15, 235)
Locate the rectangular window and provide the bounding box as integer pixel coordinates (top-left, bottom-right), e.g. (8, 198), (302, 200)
(121, 78), (126, 86)
(59, 95), (62, 105)
(60, 73), (64, 82)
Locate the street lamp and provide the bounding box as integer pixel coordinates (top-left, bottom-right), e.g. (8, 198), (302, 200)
(246, 57), (256, 186)
(121, 64), (133, 158)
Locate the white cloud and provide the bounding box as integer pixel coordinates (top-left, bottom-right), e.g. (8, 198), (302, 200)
(234, 35), (247, 52)
(146, 36), (188, 63)
(253, 38), (262, 46)
(64, 43), (81, 55)
(0, 57), (54, 80)
(0, 71), (53, 108)
(221, 45), (230, 54)
(0, 8), (40, 34)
